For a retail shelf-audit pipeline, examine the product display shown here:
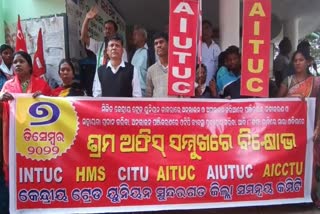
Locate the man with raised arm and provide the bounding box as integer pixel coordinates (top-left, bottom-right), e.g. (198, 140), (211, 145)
(80, 6), (127, 68)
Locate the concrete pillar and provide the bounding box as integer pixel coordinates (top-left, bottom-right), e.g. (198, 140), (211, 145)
(219, 0), (240, 51)
(283, 18), (300, 54)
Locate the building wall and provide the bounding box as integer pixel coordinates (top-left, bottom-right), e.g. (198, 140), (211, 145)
(0, 0), (66, 44)
(0, 0), (4, 43)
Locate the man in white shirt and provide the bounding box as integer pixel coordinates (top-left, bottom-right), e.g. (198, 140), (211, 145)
(80, 6), (127, 68)
(202, 20), (221, 86)
(131, 26), (148, 96)
(92, 35), (141, 97)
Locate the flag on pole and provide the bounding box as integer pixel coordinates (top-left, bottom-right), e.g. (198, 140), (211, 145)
(15, 15), (27, 52)
(33, 28), (46, 77)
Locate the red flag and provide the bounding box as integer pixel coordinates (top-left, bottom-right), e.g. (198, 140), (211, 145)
(33, 28), (46, 77)
(15, 15), (27, 52)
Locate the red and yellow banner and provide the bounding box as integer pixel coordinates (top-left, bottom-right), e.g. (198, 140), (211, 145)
(168, 0), (199, 97)
(10, 96), (314, 213)
(241, 0), (271, 97)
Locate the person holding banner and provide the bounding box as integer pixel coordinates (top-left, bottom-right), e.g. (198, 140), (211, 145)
(277, 50), (320, 206)
(0, 51), (52, 99)
(0, 51), (52, 180)
(0, 51), (52, 213)
(52, 59), (85, 97)
(277, 50), (320, 99)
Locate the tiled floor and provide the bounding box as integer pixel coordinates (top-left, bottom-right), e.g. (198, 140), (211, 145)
(153, 204), (320, 214)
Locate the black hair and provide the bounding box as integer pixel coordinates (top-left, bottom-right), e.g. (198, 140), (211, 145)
(217, 51), (227, 69)
(0, 44), (13, 54)
(224, 46), (241, 75)
(13, 51), (33, 73)
(297, 40), (311, 49)
(153, 32), (168, 43)
(196, 63), (207, 71)
(108, 35), (123, 46)
(196, 63), (208, 82)
(202, 20), (213, 28)
(297, 40), (311, 57)
(292, 49), (312, 62)
(279, 37), (291, 55)
(104, 20), (118, 32)
(225, 45), (241, 57)
(58, 58), (75, 75)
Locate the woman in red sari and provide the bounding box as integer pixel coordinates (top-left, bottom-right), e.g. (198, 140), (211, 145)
(0, 51), (51, 183)
(278, 50), (320, 207)
(52, 59), (84, 97)
(1, 51), (51, 98)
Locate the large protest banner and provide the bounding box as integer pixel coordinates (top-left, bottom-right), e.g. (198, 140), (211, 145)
(9, 96), (315, 213)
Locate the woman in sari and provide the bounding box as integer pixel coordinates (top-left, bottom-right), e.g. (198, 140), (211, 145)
(52, 59), (84, 97)
(1, 51), (52, 97)
(277, 50), (320, 98)
(0, 51), (52, 213)
(277, 50), (320, 207)
(0, 51), (51, 178)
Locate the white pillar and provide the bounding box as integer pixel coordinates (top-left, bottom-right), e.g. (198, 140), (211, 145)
(219, 0), (240, 51)
(283, 18), (300, 54)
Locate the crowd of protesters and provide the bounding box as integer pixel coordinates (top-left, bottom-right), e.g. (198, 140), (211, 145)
(1, 6), (320, 213)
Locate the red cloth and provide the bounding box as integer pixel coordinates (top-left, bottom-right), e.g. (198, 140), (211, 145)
(52, 86), (75, 97)
(15, 15), (27, 52)
(2, 75), (51, 95)
(1, 75), (52, 183)
(33, 28), (46, 77)
(52, 86), (64, 96)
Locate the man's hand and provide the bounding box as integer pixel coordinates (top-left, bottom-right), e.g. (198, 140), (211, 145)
(0, 92), (14, 101)
(32, 91), (42, 98)
(86, 6), (99, 20)
(81, 6), (99, 46)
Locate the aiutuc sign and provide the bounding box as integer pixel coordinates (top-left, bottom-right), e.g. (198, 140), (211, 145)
(168, 0), (199, 97)
(241, 0), (271, 97)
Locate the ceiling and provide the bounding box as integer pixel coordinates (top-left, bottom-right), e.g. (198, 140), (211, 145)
(109, 0), (320, 39)
(109, 0), (218, 31)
